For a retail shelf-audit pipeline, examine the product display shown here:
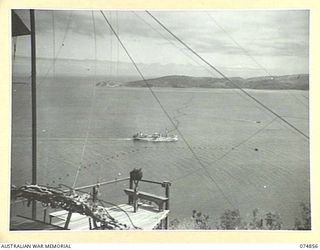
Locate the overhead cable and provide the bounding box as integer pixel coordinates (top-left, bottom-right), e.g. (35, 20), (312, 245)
(100, 10), (235, 209)
(71, 11), (98, 189)
(145, 11), (309, 140)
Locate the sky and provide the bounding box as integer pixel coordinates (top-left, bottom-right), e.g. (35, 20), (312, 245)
(13, 10), (309, 78)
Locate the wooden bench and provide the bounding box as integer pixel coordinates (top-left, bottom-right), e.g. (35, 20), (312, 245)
(124, 188), (168, 211)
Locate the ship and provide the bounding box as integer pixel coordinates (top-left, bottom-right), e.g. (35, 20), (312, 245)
(133, 131), (178, 142)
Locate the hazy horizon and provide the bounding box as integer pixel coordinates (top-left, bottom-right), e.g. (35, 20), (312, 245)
(12, 55), (309, 81)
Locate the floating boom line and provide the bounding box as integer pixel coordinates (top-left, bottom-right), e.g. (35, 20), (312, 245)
(173, 116), (278, 183)
(100, 10), (235, 209)
(145, 11), (309, 140)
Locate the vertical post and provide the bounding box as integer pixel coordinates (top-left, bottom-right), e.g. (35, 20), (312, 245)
(163, 181), (170, 210)
(92, 219), (97, 229)
(128, 176), (133, 204)
(30, 9), (37, 220)
(64, 211), (72, 229)
(133, 185), (138, 213)
(43, 209), (47, 222)
(89, 218), (92, 230)
(162, 181), (171, 229)
(92, 185), (98, 203)
(91, 185), (99, 228)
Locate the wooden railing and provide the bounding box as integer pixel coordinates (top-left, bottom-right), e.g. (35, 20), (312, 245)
(72, 177), (130, 191)
(22, 172), (171, 229)
(73, 175), (171, 229)
(72, 177), (171, 212)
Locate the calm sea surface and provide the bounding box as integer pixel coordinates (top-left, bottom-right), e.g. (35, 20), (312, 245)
(11, 77), (310, 229)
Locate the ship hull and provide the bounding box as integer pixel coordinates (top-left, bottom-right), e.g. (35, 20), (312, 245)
(133, 136), (178, 142)
(133, 133), (178, 142)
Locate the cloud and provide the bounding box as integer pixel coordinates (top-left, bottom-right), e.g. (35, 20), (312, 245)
(247, 40), (309, 57)
(34, 10), (171, 40)
(32, 10), (309, 54)
(14, 9), (309, 77)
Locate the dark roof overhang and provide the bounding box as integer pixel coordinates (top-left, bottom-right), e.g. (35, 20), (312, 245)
(12, 10), (30, 37)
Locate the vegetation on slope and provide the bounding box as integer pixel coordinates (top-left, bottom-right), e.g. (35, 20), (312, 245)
(125, 74), (309, 90)
(169, 202), (311, 230)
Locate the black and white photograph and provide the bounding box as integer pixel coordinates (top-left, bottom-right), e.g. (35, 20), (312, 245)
(10, 9), (310, 231)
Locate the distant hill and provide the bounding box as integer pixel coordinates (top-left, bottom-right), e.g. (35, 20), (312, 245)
(124, 74), (309, 90)
(12, 56), (309, 90)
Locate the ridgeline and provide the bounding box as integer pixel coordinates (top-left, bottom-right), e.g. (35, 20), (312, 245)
(124, 74), (309, 90)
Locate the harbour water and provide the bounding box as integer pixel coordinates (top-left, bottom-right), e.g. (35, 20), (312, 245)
(11, 77), (309, 229)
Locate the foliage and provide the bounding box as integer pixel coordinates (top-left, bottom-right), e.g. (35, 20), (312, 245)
(171, 208), (283, 230)
(263, 212), (282, 230)
(294, 202), (311, 230)
(218, 208), (282, 230)
(169, 210), (211, 230)
(218, 209), (241, 230)
(170, 202), (310, 230)
(191, 210), (211, 229)
(245, 208), (264, 229)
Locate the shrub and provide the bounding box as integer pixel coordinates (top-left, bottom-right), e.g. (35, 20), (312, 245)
(218, 209), (241, 230)
(170, 202), (311, 230)
(169, 210), (211, 229)
(294, 202), (311, 230)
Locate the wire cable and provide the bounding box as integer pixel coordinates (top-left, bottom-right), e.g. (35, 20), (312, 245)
(116, 11), (119, 79)
(92, 11), (97, 77)
(205, 12), (274, 78)
(172, 117), (278, 182)
(39, 11), (73, 84)
(145, 11), (309, 140)
(205, 12), (309, 109)
(131, 11), (217, 77)
(71, 11), (98, 188)
(60, 183), (140, 229)
(98, 199), (141, 229)
(131, 11), (278, 124)
(109, 12), (113, 77)
(100, 10), (235, 209)
(52, 10), (56, 77)
(57, 184), (140, 229)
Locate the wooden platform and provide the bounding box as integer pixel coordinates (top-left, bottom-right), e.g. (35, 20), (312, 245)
(10, 216), (64, 230)
(49, 204), (169, 230)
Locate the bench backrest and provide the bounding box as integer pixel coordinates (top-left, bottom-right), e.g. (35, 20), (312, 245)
(124, 188), (168, 211)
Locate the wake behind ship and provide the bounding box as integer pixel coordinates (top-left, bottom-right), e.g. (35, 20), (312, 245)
(133, 132), (178, 142)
